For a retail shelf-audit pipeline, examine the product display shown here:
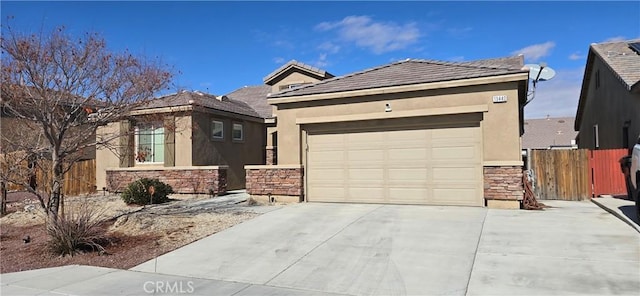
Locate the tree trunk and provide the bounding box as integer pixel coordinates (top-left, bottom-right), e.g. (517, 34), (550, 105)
(48, 159), (63, 219)
(0, 181), (6, 216)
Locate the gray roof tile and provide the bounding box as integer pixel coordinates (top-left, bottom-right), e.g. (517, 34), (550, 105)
(590, 39), (640, 90)
(269, 56), (526, 98)
(139, 91), (261, 118)
(225, 85), (272, 118)
(523, 116), (578, 149)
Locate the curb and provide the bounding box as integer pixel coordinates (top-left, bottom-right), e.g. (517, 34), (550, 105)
(591, 197), (640, 234)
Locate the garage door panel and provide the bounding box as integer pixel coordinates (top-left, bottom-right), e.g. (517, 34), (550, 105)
(388, 168), (428, 181)
(347, 150), (384, 161)
(349, 168), (384, 180)
(432, 146), (476, 160)
(388, 149), (428, 161)
(307, 125), (482, 206)
(348, 187), (384, 198)
(389, 188), (429, 201)
(432, 167), (479, 182)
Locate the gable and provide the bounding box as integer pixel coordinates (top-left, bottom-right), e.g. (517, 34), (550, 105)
(263, 60), (334, 86)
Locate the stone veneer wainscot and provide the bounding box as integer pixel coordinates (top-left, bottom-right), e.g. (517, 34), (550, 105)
(106, 166), (227, 195)
(483, 166), (523, 201)
(245, 165), (303, 200)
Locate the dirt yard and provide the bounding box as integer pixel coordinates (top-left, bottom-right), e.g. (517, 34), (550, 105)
(0, 191), (271, 273)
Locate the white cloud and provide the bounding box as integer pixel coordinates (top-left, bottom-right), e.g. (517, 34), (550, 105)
(318, 42), (341, 54)
(568, 52), (586, 60)
(511, 41), (555, 62)
(603, 36), (626, 43)
(273, 57), (285, 64)
(313, 53), (329, 68)
(315, 15), (420, 54)
(524, 67), (584, 119)
(448, 56), (465, 62)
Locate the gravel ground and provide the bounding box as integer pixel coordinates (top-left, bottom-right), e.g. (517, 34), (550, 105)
(0, 190), (279, 273)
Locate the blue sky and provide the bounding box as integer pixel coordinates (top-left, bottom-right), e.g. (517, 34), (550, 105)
(2, 1), (639, 119)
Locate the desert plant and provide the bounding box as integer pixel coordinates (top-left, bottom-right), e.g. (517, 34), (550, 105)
(121, 178), (173, 205)
(46, 204), (107, 256)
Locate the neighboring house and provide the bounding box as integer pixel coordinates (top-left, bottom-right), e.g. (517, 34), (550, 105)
(523, 116), (578, 149)
(575, 39), (640, 151)
(96, 90), (266, 193)
(246, 56), (530, 209)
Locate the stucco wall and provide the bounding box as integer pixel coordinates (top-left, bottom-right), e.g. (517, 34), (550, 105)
(270, 71), (324, 94)
(577, 58), (640, 150)
(272, 81), (523, 166)
(174, 115), (193, 166)
(95, 121), (121, 190)
(191, 112), (265, 190)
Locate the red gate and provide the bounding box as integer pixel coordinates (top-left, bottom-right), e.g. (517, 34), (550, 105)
(589, 149), (628, 197)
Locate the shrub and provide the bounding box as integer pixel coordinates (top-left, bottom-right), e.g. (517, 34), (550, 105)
(121, 178), (173, 205)
(47, 205), (107, 257)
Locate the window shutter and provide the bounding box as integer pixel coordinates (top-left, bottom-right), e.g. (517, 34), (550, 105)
(119, 120), (134, 167)
(164, 116), (175, 167)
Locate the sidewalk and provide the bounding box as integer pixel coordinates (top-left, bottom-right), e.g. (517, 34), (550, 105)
(0, 265), (343, 295)
(591, 195), (640, 233)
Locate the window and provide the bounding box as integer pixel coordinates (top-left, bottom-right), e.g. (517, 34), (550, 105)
(232, 123), (243, 141)
(278, 82), (311, 91)
(212, 120), (224, 139)
(136, 122), (164, 163)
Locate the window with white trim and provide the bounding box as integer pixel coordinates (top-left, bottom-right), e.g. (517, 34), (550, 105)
(232, 123), (243, 141)
(135, 122), (164, 163)
(212, 120), (224, 140)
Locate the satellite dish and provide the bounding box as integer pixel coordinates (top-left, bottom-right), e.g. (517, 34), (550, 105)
(525, 63), (556, 81)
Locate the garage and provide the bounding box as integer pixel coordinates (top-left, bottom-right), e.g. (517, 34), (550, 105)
(248, 56), (529, 209)
(306, 122), (483, 206)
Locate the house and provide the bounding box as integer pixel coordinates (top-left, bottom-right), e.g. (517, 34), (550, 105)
(246, 56), (530, 209)
(96, 90), (266, 194)
(575, 39), (640, 152)
(523, 116), (578, 150)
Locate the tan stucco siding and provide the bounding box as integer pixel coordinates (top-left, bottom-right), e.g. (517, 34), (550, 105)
(578, 58), (640, 150)
(271, 72), (324, 94)
(95, 122), (121, 190)
(191, 112), (265, 190)
(273, 82), (523, 165)
(174, 115), (193, 166)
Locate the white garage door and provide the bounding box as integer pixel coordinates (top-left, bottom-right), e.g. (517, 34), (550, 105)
(306, 125), (483, 206)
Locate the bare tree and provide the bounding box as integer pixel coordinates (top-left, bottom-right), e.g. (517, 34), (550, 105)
(0, 23), (173, 219)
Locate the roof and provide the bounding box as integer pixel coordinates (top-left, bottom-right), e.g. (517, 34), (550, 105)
(138, 91), (261, 118)
(263, 60), (334, 85)
(575, 39), (640, 129)
(224, 85), (272, 118)
(523, 116), (578, 149)
(268, 55), (527, 98)
(590, 39), (640, 91)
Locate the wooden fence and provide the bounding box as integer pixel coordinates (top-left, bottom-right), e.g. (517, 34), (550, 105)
(530, 149), (590, 200)
(4, 159), (96, 196)
(589, 149), (629, 197)
(529, 148), (628, 200)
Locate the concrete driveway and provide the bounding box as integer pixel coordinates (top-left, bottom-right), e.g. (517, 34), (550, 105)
(2, 200), (639, 295)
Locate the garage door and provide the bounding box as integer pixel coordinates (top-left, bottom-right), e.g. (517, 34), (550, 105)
(306, 125), (483, 206)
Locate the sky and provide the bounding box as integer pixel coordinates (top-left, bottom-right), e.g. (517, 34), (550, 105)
(2, 1), (639, 119)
